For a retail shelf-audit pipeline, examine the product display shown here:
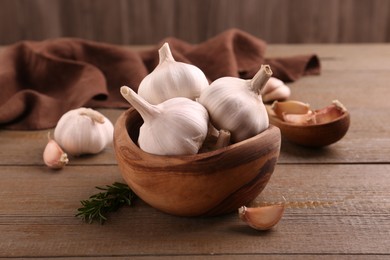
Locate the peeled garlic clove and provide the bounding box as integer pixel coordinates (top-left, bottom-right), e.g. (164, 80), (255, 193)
(43, 134), (69, 169)
(314, 100), (347, 124)
(283, 111), (316, 125)
(261, 77), (291, 102)
(138, 42), (209, 104)
(271, 100), (311, 120)
(238, 205), (285, 231)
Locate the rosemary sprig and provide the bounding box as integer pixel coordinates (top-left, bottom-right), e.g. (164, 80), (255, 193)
(76, 182), (136, 224)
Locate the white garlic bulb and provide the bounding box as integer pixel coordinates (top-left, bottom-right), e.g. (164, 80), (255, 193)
(261, 77), (291, 102)
(121, 86), (209, 156)
(137, 42), (209, 104)
(54, 108), (114, 156)
(199, 65), (272, 143)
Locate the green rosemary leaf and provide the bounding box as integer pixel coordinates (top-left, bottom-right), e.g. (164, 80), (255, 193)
(75, 182), (136, 224)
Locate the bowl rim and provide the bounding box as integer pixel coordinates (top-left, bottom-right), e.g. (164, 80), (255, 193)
(114, 107), (281, 166)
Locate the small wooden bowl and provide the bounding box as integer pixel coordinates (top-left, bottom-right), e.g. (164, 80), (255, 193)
(267, 109), (350, 147)
(113, 108), (281, 217)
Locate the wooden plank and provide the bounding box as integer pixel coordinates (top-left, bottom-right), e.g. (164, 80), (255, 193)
(0, 164), (389, 257)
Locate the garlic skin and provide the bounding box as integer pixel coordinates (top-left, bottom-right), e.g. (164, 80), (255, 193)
(314, 100), (347, 124)
(238, 205), (285, 231)
(43, 134), (69, 169)
(199, 65), (272, 143)
(54, 108), (114, 156)
(121, 86), (209, 156)
(137, 42), (209, 104)
(261, 77), (291, 102)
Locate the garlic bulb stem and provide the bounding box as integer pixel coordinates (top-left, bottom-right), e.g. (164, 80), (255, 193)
(120, 87), (160, 120)
(250, 65), (273, 94)
(158, 43), (175, 65)
(79, 108), (105, 124)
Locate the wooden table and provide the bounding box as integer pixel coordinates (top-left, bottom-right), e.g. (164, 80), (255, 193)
(1, 44), (389, 259)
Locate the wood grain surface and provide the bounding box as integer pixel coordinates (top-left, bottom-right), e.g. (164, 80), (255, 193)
(0, 0), (389, 45)
(0, 44), (389, 258)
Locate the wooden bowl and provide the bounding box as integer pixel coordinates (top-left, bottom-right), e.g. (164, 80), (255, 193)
(113, 108), (281, 217)
(267, 109), (350, 147)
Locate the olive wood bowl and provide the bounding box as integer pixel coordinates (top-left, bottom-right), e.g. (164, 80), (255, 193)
(113, 108), (281, 217)
(267, 107), (350, 147)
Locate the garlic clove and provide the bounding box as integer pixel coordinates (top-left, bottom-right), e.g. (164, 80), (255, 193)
(43, 133), (69, 169)
(283, 110), (316, 125)
(314, 100), (347, 124)
(261, 77), (291, 102)
(271, 100), (311, 120)
(238, 205), (285, 231)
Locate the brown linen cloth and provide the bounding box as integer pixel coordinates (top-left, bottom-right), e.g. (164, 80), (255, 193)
(0, 29), (320, 130)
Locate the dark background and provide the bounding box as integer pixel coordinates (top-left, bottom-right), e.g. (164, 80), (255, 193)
(0, 0), (389, 45)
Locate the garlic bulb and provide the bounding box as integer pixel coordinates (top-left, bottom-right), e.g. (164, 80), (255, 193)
(198, 65), (272, 143)
(43, 133), (69, 169)
(261, 77), (291, 102)
(54, 108), (114, 156)
(121, 86), (209, 156)
(137, 42), (209, 104)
